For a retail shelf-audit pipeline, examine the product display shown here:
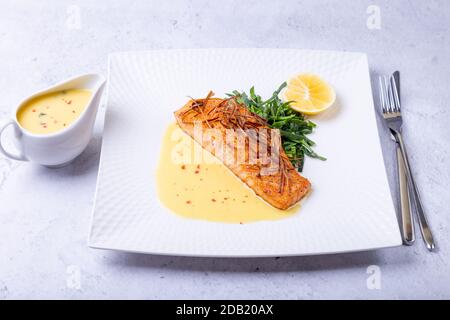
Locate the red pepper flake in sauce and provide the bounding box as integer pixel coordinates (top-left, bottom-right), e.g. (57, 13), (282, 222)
(196, 165), (200, 169)
(224, 197), (228, 200)
(32, 109), (36, 112)
(67, 100), (72, 105)
(186, 200), (191, 204)
(194, 170), (199, 174)
(181, 165), (186, 170)
(211, 198), (216, 202)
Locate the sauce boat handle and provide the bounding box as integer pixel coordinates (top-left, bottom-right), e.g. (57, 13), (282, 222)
(0, 119), (28, 161)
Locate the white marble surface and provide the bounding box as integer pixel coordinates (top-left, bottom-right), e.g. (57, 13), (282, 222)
(0, 0), (449, 299)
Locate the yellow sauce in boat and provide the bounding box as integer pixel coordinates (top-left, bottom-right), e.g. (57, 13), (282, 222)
(156, 123), (299, 224)
(17, 89), (91, 134)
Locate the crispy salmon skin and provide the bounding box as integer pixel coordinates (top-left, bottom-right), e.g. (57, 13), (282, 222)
(174, 93), (311, 210)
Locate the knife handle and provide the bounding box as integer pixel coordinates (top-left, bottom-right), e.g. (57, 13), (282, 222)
(396, 133), (436, 251)
(396, 145), (414, 245)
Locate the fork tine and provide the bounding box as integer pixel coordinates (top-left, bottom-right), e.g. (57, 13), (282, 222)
(378, 76), (386, 113)
(390, 75), (401, 113)
(384, 75), (391, 112)
(378, 76), (388, 113)
(386, 76), (395, 113)
(381, 76), (388, 112)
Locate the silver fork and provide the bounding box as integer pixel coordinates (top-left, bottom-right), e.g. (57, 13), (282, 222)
(378, 74), (435, 251)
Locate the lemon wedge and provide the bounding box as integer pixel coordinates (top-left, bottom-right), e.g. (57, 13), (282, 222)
(284, 73), (336, 115)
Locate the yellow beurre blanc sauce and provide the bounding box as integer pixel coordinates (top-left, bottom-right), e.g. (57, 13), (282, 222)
(156, 123), (299, 224)
(17, 89), (92, 134)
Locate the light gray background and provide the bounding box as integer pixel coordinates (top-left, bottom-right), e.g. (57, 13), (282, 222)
(0, 0), (449, 299)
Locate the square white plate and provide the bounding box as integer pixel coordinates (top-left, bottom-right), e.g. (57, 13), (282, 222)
(88, 49), (402, 257)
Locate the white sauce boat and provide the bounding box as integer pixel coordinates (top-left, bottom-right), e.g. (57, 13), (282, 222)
(0, 74), (106, 167)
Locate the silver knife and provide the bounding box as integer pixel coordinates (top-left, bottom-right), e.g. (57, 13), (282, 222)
(393, 71), (435, 251)
(392, 71), (414, 245)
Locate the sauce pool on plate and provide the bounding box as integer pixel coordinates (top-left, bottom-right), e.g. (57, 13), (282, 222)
(17, 89), (92, 134)
(156, 123), (300, 224)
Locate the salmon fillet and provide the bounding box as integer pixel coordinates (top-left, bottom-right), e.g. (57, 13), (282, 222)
(174, 93), (311, 210)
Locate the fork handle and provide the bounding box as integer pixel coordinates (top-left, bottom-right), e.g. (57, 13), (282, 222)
(396, 132), (435, 251)
(396, 145), (415, 245)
